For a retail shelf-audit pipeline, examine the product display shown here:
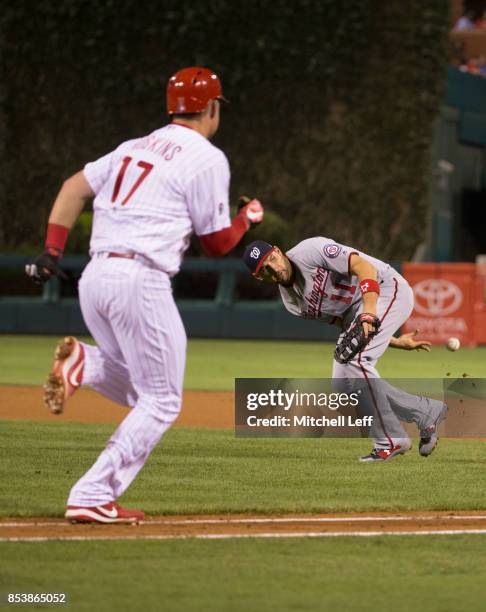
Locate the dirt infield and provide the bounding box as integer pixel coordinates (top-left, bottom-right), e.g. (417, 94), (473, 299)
(2, 512), (486, 541)
(0, 385), (232, 428)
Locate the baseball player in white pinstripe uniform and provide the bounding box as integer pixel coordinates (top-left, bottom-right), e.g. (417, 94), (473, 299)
(26, 67), (264, 523)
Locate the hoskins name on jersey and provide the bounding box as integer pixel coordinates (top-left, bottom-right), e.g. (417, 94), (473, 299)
(132, 135), (182, 161)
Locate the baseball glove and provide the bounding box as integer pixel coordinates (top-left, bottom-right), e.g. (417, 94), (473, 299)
(334, 313), (381, 364)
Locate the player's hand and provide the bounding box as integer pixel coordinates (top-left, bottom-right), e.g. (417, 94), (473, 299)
(362, 321), (377, 339)
(25, 250), (68, 285)
(238, 196), (264, 229)
(360, 313), (379, 339)
(394, 329), (432, 352)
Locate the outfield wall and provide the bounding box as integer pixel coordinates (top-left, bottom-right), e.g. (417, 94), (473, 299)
(3, 256), (486, 344)
(0, 256), (340, 341)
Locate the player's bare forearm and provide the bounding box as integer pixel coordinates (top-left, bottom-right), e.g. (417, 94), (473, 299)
(361, 290), (378, 315)
(389, 330), (432, 352)
(349, 255), (378, 283)
(389, 336), (405, 349)
(349, 254), (378, 315)
(48, 171), (95, 229)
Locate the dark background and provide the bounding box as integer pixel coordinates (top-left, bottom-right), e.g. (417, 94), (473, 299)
(1, 0), (450, 259)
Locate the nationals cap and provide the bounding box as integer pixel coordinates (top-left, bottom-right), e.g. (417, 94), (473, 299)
(243, 240), (275, 275)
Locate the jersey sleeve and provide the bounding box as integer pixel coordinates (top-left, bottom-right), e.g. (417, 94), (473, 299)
(301, 237), (359, 276)
(185, 152), (231, 236)
(83, 151), (116, 195)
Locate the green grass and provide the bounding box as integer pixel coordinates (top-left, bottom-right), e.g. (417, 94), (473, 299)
(1, 537), (486, 612)
(1, 421), (485, 517)
(0, 335), (484, 389)
(1, 336), (486, 610)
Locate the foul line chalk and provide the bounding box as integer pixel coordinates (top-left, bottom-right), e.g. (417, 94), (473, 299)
(2, 529), (486, 542)
(2, 514), (486, 529)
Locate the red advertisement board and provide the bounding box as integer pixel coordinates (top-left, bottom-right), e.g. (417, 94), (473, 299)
(402, 263), (478, 346)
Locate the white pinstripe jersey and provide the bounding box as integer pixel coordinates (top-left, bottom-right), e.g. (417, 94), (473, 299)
(83, 123), (231, 276)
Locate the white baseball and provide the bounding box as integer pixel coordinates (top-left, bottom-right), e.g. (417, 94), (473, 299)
(446, 337), (460, 351)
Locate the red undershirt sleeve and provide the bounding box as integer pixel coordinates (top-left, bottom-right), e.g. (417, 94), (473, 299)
(198, 213), (249, 257)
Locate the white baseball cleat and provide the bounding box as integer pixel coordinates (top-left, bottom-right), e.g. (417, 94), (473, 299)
(43, 336), (85, 414)
(359, 442), (411, 462)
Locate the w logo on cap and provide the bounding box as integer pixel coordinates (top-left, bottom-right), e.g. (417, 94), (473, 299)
(243, 240), (274, 274)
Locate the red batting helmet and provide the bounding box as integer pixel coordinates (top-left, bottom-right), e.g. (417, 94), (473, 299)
(166, 66), (228, 115)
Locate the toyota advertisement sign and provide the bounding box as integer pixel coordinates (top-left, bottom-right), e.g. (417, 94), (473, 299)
(402, 263), (478, 345)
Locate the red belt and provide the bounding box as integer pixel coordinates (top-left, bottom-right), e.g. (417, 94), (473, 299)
(108, 252), (135, 259)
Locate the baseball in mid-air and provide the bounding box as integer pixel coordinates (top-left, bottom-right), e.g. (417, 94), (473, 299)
(446, 337), (461, 351)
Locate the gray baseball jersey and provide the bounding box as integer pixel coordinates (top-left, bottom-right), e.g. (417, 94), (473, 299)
(279, 237), (399, 324)
(280, 237), (445, 454)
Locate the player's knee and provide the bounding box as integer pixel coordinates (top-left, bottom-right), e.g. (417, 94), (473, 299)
(139, 393), (182, 423)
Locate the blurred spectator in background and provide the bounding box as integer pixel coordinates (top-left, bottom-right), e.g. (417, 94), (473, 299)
(453, 0), (486, 31)
(450, 2), (486, 71)
(475, 10), (486, 28)
(459, 55), (486, 75)
(454, 9), (477, 31)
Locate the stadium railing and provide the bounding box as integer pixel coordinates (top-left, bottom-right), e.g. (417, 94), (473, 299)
(0, 255), (339, 340)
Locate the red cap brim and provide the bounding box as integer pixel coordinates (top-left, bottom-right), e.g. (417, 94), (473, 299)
(253, 247), (276, 276)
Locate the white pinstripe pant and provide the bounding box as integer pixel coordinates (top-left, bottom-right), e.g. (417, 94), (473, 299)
(67, 255), (186, 506)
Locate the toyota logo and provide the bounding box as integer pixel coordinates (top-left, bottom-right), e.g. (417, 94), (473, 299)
(413, 279), (462, 316)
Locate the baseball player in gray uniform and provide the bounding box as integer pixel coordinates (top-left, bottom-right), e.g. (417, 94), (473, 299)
(243, 237), (447, 462)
